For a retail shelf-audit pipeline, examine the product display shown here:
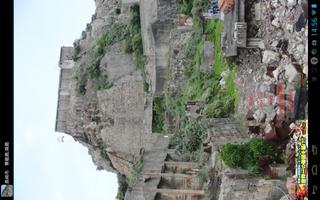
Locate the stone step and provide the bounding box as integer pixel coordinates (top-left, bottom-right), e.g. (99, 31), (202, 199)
(163, 161), (198, 169)
(143, 173), (196, 180)
(156, 189), (205, 197)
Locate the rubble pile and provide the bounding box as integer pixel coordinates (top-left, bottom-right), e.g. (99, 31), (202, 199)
(235, 0), (308, 142)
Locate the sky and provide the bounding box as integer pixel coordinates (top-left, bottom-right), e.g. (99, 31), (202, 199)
(14, 0), (118, 199)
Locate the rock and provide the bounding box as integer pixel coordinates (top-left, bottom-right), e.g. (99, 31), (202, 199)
(185, 17), (193, 26)
(268, 164), (291, 177)
(287, 0), (297, 7)
(254, 110), (267, 123)
(271, 18), (281, 28)
(271, 40), (279, 48)
(271, 0), (281, 8)
(262, 50), (280, 64)
(272, 67), (283, 81)
(286, 24), (293, 33)
(303, 64), (308, 77)
(296, 43), (305, 54)
(221, 69), (230, 78)
(284, 64), (300, 83)
(219, 78), (226, 87)
(266, 110), (277, 123)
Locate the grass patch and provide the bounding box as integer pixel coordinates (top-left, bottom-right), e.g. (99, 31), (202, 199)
(127, 155), (144, 188)
(170, 119), (206, 162)
(126, 4), (149, 93)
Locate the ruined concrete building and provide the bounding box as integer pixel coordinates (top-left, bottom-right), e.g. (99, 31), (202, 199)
(55, 46), (74, 133)
(55, 0), (289, 199)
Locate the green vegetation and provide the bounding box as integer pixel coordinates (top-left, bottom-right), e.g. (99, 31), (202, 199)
(165, 20), (237, 118)
(72, 39), (81, 60)
(100, 149), (116, 171)
(220, 138), (276, 174)
(75, 22), (129, 95)
(86, 23), (92, 32)
(177, 0), (210, 16)
(127, 155), (144, 187)
(197, 166), (212, 185)
(97, 22), (129, 56)
(170, 119), (206, 162)
(116, 173), (128, 200)
(91, 13), (96, 21)
(100, 150), (111, 162)
(127, 4), (149, 92)
(152, 96), (165, 133)
(166, 16), (237, 160)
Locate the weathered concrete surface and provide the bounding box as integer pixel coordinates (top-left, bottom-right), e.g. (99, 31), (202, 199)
(100, 43), (136, 83)
(140, 0), (177, 95)
(219, 168), (287, 200)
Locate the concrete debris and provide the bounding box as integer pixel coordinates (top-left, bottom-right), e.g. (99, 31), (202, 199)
(253, 110), (267, 123)
(284, 64), (300, 83)
(287, 0), (297, 7)
(262, 50), (280, 64)
(271, 17), (281, 28)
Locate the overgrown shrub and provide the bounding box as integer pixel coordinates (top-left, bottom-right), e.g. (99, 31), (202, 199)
(86, 64), (100, 78)
(177, 0), (194, 16)
(95, 74), (113, 90)
(73, 39), (81, 60)
(220, 138), (275, 174)
(171, 119), (206, 160)
(91, 13), (96, 22)
(86, 23), (92, 32)
(81, 31), (87, 40)
(127, 4), (149, 93)
(100, 150), (111, 162)
(152, 96), (165, 133)
(182, 33), (197, 60)
(75, 66), (87, 96)
(96, 22), (129, 56)
(127, 155), (144, 187)
(204, 94), (235, 118)
(197, 166), (211, 185)
(220, 143), (246, 168)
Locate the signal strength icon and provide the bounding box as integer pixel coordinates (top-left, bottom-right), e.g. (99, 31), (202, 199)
(312, 9), (317, 16)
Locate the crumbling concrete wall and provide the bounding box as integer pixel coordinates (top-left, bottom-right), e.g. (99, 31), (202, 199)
(55, 47), (75, 133)
(140, 0), (177, 95)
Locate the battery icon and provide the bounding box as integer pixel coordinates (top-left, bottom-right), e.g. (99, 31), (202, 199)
(311, 4), (317, 8)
